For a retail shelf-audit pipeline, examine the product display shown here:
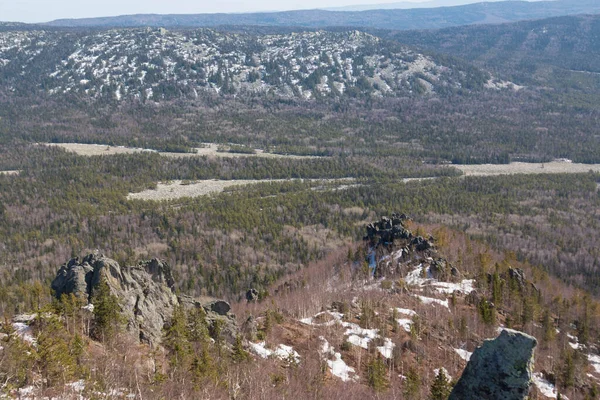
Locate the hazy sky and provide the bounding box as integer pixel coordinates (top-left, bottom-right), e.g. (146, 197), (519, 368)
(2, 0), (434, 23)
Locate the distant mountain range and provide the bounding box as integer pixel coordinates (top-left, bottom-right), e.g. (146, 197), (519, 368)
(385, 13), (600, 86)
(41, 0), (600, 31)
(323, 0), (538, 11)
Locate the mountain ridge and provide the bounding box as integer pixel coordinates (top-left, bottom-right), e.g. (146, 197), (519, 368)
(37, 0), (600, 31)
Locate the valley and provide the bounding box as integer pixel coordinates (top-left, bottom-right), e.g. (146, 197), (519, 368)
(1, 3), (600, 399)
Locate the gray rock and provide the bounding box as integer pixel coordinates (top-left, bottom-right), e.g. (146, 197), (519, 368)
(208, 300), (231, 316)
(51, 260), (94, 299)
(241, 315), (258, 341)
(508, 267), (527, 290)
(51, 255), (238, 347)
(246, 288), (259, 302)
(51, 254), (179, 346)
(449, 329), (537, 400)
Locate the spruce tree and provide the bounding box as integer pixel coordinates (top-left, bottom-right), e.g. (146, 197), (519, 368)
(430, 368), (452, 400)
(91, 277), (122, 342)
(367, 355), (389, 392)
(404, 366), (421, 399)
(164, 305), (192, 371)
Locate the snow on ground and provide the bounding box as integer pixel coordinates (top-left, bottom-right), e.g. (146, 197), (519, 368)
(416, 295), (449, 309)
(67, 380), (86, 392)
(394, 308), (417, 317)
(396, 318), (414, 332)
(302, 310), (395, 358)
(319, 337), (358, 382)
(343, 322), (379, 349)
(533, 372), (564, 399)
(13, 322), (36, 344)
(128, 178), (354, 201)
(82, 303), (94, 312)
(405, 264), (474, 294)
(432, 279), (475, 294)
(377, 338), (395, 359)
(454, 348), (472, 361)
(300, 311), (344, 326)
(248, 341), (301, 363)
(45, 142), (319, 160)
(588, 354), (600, 374)
(405, 264), (428, 286)
(455, 162), (600, 177)
(127, 179), (279, 201)
(433, 367), (452, 381)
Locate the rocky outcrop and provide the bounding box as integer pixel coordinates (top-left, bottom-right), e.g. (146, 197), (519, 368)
(449, 329), (537, 400)
(51, 254), (236, 346)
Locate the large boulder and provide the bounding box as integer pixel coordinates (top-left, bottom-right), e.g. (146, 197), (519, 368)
(51, 254), (236, 347)
(51, 254), (178, 346)
(449, 329), (537, 400)
(51, 257), (94, 299)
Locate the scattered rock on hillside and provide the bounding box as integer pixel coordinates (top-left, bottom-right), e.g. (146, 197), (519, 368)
(449, 329), (537, 400)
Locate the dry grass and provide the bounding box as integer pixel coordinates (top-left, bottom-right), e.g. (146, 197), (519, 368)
(455, 161), (600, 176)
(44, 143), (319, 159)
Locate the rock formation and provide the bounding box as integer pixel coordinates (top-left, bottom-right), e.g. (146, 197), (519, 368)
(449, 329), (537, 400)
(51, 254), (236, 346)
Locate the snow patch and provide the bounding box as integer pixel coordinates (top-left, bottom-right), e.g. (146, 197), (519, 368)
(588, 354), (600, 374)
(533, 372), (564, 399)
(405, 264), (474, 294)
(416, 295), (449, 309)
(394, 307), (417, 317)
(377, 337), (395, 359)
(248, 341), (300, 363)
(13, 322), (36, 344)
(319, 337), (358, 382)
(454, 348), (472, 361)
(396, 318), (414, 332)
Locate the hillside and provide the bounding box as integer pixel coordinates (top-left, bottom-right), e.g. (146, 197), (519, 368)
(386, 14), (600, 91)
(41, 0), (600, 30)
(0, 28), (490, 101)
(2, 215), (600, 399)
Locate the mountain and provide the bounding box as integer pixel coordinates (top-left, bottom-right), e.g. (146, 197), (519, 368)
(379, 13), (600, 102)
(324, 0), (533, 11)
(388, 13), (600, 77)
(0, 28), (491, 101)
(42, 0), (600, 31)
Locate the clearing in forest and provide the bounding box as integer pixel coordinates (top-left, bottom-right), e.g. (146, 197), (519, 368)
(455, 161), (600, 176)
(127, 178), (354, 201)
(45, 143), (320, 159)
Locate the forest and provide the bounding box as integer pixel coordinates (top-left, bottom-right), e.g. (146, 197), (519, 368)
(1, 10), (600, 399)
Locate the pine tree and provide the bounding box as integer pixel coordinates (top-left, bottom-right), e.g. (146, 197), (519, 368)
(164, 305), (192, 371)
(430, 368), (452, 400)
(367, 355), (389, 392)
(231, 335), (250, 363)
(559, 348), (575, 389)
(36, 316), (77, 387)
(187, 306), (210, 344)
(404, 366), (421, 399)
(542, 309), (555, 343)
(91, 277), (122, 342)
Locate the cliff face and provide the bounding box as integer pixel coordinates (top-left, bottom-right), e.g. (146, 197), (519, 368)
(51, 254), (235, 346)
(449, 329), (538, 400)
